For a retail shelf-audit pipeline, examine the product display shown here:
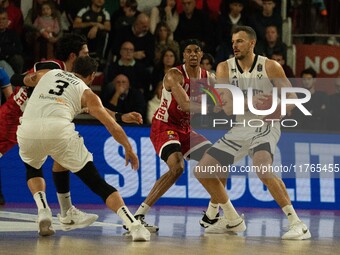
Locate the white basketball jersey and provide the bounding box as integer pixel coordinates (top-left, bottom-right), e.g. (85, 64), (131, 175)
(21, 69), (89, 122)
(227, 55), (273, 122)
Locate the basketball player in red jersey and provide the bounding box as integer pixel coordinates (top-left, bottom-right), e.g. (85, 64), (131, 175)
(127, 39), (243, 233)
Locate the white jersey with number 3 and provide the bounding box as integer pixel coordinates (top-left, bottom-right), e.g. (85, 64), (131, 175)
(21, 69), (89, 122)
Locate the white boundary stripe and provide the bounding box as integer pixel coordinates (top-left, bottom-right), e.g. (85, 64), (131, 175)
(0, 211), (123, 228)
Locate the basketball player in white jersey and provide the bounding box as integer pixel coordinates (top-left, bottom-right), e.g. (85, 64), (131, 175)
(195, 26), (311, 240)
(17, 56), (150, 241)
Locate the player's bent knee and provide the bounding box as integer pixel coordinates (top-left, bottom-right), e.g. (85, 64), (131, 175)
(75, 161), (117, 202)
(25, 163), (43, 181)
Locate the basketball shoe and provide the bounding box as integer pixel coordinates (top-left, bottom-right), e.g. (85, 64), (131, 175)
(200, 212), (246, 234)
(57, 206), (98, 231)
(38, 208), (55, 236)
(281, 221), (311, 240)
(130, 223), (151, 241)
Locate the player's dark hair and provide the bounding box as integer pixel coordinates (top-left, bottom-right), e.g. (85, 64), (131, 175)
(55, 33), (87, 61)
(73, 56), (98, 77)
(180, 38), (203, 53)
(301, 68), (317, 78)
(232, 25), (257, 40)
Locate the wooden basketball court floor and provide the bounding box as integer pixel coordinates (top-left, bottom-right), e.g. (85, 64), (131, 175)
(0, 204), (339, 255)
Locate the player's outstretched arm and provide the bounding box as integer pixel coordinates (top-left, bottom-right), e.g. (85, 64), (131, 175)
(10, 70), (51, 87)
(82, 89), (139, 170)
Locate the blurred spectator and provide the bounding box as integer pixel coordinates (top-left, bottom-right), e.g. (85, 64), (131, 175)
(33, 1), (62, 60)
(59, 0), (88, 29)
(73, 0), (111, 60)
(216, 0), (248, 46)
(0, 60), (13, 77)
(0, 0), (23, 34)
(291, 68), (328, 131)
(154, 21), (180, 65)
(271, 50), (294, 79)
(248, 0), (282, 43)
(174, 0), (214, 54)
(326, 76), (340, 132)
(0, 66), (12, 103)
(112, 12), (155, 71)
(151, 47), (179, 98)
(256, 24), (287, 60)
(106, 41), (150, 94)
(108, 0), (140, 57)
(101, 74), (146, 119)
(137, 0), (161, 16)
(0, 8), (24, 74)
(150, 0), (179, 38)
(215, 0), (248, 64)
(200, 52), (215, 73)
(146, 80), (163, 124)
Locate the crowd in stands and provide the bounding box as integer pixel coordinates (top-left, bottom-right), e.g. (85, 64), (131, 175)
(0, 0), (339, 132)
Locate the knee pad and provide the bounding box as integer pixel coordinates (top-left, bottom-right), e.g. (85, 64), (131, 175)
(75, 161), (117, 202)
(25, 163), (43, 181)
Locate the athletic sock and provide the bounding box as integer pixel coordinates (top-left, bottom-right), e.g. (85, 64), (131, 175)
(220, 200), (240, 221)
(206, 201), (219, 220)
(134, 202), (150, 216)
(117, 206), (139, 229)
(57, 192), (72, 217)
(282, 205), (300, 225)
(33, 191), (50, 211)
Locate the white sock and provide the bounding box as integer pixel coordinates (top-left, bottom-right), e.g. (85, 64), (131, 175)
(282, 205), (300, 225)
(206, 202), (219, 220)
(33, 191), (50, 211)
(117, 206), (139, 229)
(134, 202), (150, 216)
(220, 200), (240, 221)
(57, 192), (72, 217)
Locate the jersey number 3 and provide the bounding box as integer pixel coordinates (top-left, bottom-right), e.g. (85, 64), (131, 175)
(49, 80), (69, 96)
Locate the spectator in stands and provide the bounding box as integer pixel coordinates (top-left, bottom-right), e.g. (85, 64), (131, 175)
(326, 75), (340, 132)
(174, 0), (214, 54)
(0, 0), (23, 34)
(33, 1), (62, 60)
(154, 21), (180, 65)
(101, 74), (146, 120)
(271, 50), (294, 79)
(150, 0), (179, 39)
(248, 0), (282, 43)
(216, 0), (248, 49)
(151, 47), (179, 99)
(110, 0), (140, 42)
(106, 41), (150, 94)
(0, 8), (24, 74)
(200, 53), (215, 73)
(73, 0), (111, 61)
(291, 68), (328, 131)
(112, 13), (155, 72)
(146, 80), (163, 124)
(256, 24), (287, 60)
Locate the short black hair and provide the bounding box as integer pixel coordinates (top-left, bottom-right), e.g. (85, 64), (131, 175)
(232, 26), (257, 40)
(301, 68), (317, 78)
(73, 56), (98, 77)
(55, 33), (87, 61)
(180, 39), (203, 53)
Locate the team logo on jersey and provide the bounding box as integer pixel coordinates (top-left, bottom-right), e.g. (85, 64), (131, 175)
(167, 131), (175, 139)
(257, 64), (263, 72)
(231, 68), (237, 73)
(257, 73), (263, 79)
